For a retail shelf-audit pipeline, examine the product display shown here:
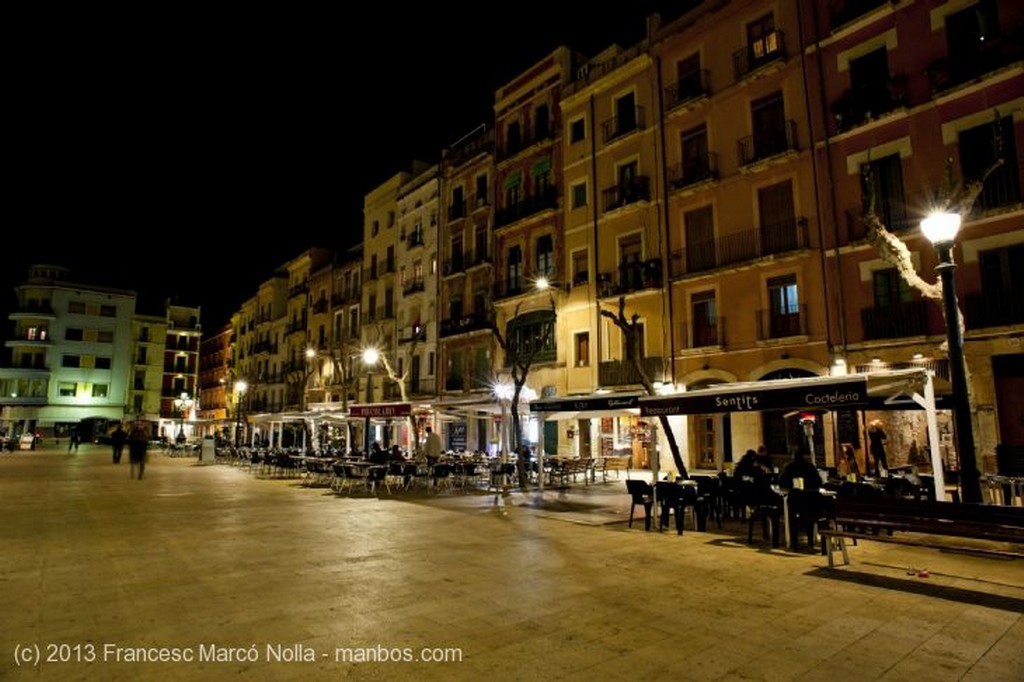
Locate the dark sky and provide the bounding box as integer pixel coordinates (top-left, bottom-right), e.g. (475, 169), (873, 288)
(6, 3), (683, 330)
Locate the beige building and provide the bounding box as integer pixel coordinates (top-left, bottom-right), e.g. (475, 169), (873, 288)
(129, 312), (168, 425)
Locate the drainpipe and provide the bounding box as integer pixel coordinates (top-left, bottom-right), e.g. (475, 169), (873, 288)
(654, 54), (676, 388)
(800, 0), (847, 358)
(590, 94), (602, 376)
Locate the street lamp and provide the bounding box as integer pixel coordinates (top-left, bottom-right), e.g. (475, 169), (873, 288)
(173, 392), (194, 443)
(234, 380), (248, 447)
(921, 211), (981, 504)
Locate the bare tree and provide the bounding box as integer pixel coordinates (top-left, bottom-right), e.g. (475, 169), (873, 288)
(366, 324), (423, 457)
(600, 296), (688, 477)
(491, 296), (557, 487)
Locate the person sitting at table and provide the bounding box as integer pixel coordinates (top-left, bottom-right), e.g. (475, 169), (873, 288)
(778, 451), (822, 492)
(389, 444), (406, 462)
(733, 449), (760, 480)
(368, 442), (388, 464)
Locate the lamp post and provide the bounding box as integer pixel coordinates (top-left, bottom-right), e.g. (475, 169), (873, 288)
(234, 380), (248, 447)
(921, 211), (981, 504)
(173, 392), (193, 443)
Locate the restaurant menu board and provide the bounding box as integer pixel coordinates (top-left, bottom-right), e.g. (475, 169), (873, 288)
(836, 409), (860, 448)
(448, 422), (467, 452)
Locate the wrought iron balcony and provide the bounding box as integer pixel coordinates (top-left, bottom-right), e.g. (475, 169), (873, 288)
(830, 77), (907, 133)
(494, 278), (525, 300)
(466, 251), (492, 269)
(601, 106), (646, 143)
(497, 122), (553, 161)
(311, 298), (329, 314)
(733, 30), (786, 81)
(601, 176), (650, 212)
(406, 230), (425, 248)
(860, 300), (930, 340)
(402, 277), (425, 295)
(756, 305), (808, 340)
(844, 205), (917, 242)
(398, 325), (427, 345)
(738, 120), (797, 166)
(596, 259), (662, 298)
(926, 30), (1024, 96)
(440, 312), (493, 338)
(664, 69), (710, 110)
(669, 219), (809, 278)
(681, 317), (726, 350)
(443, 255), (466, 277)
(448, 202), (467, 222)
(598, 357), (665, 387)
(964, 291), (1024, 329)
(445, 375), (467, 392)
(408, 377), (436, 396)
(971, 166), (1023, 213)
(288, 282), (308, 299)
(494, 186), (557, 229)
(667, 154), (717, 191)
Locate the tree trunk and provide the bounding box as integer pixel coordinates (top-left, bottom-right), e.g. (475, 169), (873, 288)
(511, 381), (529, 489)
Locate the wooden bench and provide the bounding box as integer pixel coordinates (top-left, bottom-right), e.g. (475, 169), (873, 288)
(549, 458), (594, 488)
(596, 455), (631, 482)
(821, 497), (1024, 568)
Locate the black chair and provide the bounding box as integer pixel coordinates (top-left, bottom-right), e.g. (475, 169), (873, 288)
(693, 475), (723, 529)
(626, 480), (654, 531)
(739, 477), (783, 547)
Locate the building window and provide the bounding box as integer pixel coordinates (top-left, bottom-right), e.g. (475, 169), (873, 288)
(570, 117), (585, 144)
(137, 347), (147, 364)
(506, 120), (521, 155)
(758, 179), (798, 254)
(571, 181), (587, 209)
(506, 310), (557, 364)
(861, 154), (907, 231)
(536, 235), (554, 278)
(873, 269), (911, 308)
(95, 356), (112, 370)
(58, 382), (76, 397)
(572, 249), (589, 287)
(475, 174), (488, 206)
(534, 103), (550, 140)
(574, 331), (590, 367)
(959, 116), (1020, 211)
(766, 274), (801, 338)
(507, 246), (523, 292)
(100, 305), (116, 317)
(97, 330), (114, 343)
(68, 301), (86, 314)
(133, 395), (144, 413)
(92, 383), (109, 398)
(134, 371), (145, 390)
(691, 290), (718, 347)
(65, 327), (83, 341)
(372, 219), (379, 236)
(684, 206), (715, 273)
(62, 355), (81, 368)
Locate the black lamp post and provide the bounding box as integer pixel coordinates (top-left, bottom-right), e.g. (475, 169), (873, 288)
(173, 392), (193, 443)
(234, 380), (248, 447)
(921, 212), (982, 504)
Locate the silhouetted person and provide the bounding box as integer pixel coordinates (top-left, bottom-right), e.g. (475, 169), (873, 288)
(129, 421), (149, 480)
(68, 427), (81, 453)
(111, 424), (127, 464)
(868, 420), (889, 475)
(424, 426), (442, 465)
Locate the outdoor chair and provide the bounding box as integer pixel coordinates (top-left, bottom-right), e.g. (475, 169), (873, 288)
(626, 479), (654, 531)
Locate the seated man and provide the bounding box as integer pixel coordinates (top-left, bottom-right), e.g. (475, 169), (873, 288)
(779, 451), (824, 549)
(778, 451), (822, 491)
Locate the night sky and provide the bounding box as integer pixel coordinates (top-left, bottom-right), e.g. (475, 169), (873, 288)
(6, 3), (686, 330)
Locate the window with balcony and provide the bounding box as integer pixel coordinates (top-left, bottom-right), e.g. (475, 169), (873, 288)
(969, 245), (1024, 327)
(959, 116), (1020, 212)
(451, 185), (465, 219)
(506, 310), (556, 363)
(96, 356), (112, 370)
(861, 154), (908, 231)
(62, 355), (81, 368)
(65, 327), (83, 341)
(766, 274), (801, 338)
(680, 124), (712, 186)
(100, 305), (116, 317)
(748, 13), (779, 61)
(384, 288), (394, 318)
(506, 120), (521, 156)
(750, 91), (788, 162)
(536, 234), (554, 278)
(671, 53), (707, 106)
(448, 350), (463, 390)
(507, 246), (523, 293)
(450, 233), (464, 272)
(370, 254), (378, 279)
(684, 205), (715, 273)
(475, 174), (488, 207)
(758, 180), (798, 254)
(386, 245), (395, 272)
(59, 382), (76, 397)
(504, 175), (521, 213)
(68, 301), (86, 314)
(92, 383), (108, 398)
(862, 268), (924, 339)
(691, 291), (719, 348)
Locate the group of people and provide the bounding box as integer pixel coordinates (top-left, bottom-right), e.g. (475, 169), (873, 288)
(109, 421), (150, 479)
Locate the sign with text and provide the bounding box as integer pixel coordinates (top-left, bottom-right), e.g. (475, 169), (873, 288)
(448, 422), (467, 451)
(640, 378), (869, 416)
(529, 395), (641, 412)
(349, 403), (411, 418)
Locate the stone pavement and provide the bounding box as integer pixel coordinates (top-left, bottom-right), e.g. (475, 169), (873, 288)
(1, 444), (1021, 681)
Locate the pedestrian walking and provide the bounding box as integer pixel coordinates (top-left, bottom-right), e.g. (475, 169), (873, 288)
(111, 423), (127, 464)
(68, 427), (81, 453)
(128, 420), (149, 480)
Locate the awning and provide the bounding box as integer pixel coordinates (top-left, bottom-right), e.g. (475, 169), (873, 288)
(543, 408), (640, 422)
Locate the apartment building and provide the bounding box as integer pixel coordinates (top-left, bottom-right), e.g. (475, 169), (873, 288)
(492, 47), (575, 456)
(129, 311), (168, 425)
(395, 163), (440, 401)
(436, 124), (497, 452)
(0, 264), (135, 441)
(280, 248), (332, 415)
(156, 302), (202, 440)
(197, 323), (232, 429)
(233, 272), (289, 424)
(802, 0), (1024, 468)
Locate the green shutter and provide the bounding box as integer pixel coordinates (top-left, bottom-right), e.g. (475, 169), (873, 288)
(503, 171), (522, 189)
(531, 156), (551, 177)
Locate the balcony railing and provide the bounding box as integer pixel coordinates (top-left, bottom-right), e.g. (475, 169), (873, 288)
(466, 251), (492, 269)
(444, 255), (465, 277)
(10, 304), (55, 316)
(664, 69), (710, 110)
(406, 230), (425, 248)
(601, 106), (646, 143)
(926, 31), (1024, 95)
(861, 300), (930, 340)
(494, 186), (557, 229)
(601, 176), (651, 212)
(738, 120), (798, 166)
(376, 307), (395, 321)
(312, 299), (329, 314)
(402, 277), (425, 295)
(667, 154), (717, 191)
(448, 202), (467, 221)
(971, 166), (1023, 214)
(494, 278), (526, 300)
(669, 219), (809, 278)
(596, 259), (663, 298)
(845, 205), (916, 242)
(398, 325), (427, 345)
(830, 77), (907, 133)
(497, 122), (553, 161)
(756, 305), (808, 340)
(680, 317), (726, 350)
(470, 193), (489, 211)
(964, 291), (1024, 329)
(408, 377), (436, 396)
(445, 375), (467, 392)
(733, 30), (786, 81)
(440, 312), (493, 338)
(598, 357), (665, 387)
(288, 282), (308, 298)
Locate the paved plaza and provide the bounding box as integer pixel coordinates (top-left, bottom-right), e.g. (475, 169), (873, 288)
(1, 444), (1022, 681)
